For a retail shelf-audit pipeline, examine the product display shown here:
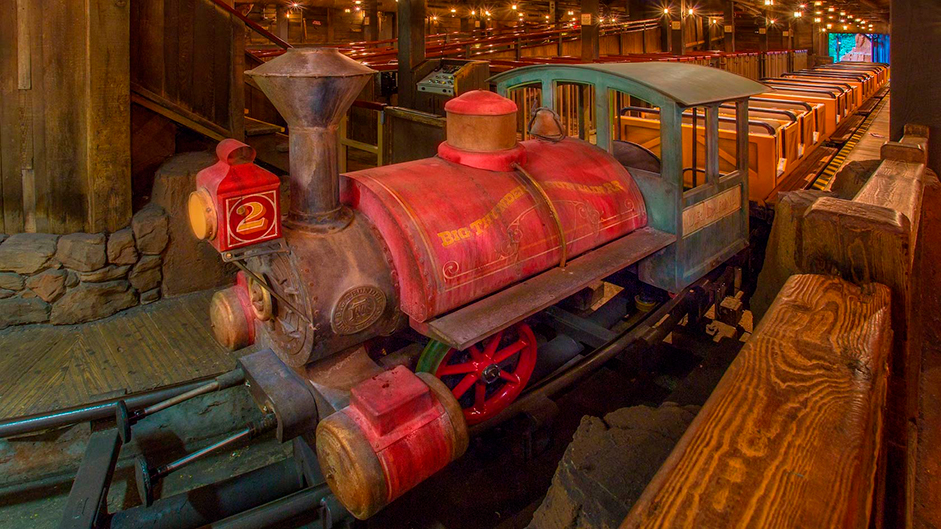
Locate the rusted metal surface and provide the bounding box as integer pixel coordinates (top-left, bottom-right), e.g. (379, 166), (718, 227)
(208, 273), (256, 350)
(250, 215), (404, 367)
(315, 367), (468, 519)
(343, 137), (648, 323)
(247, 48), (375, 231)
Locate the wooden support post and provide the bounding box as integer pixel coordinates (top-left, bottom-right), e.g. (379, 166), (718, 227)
(671, 0), (686, 55)
(892, 0), (941, 174)
(365, 0), (378, 42)
(397, 0), (425, 109)
(580, 0), (599, 61)
(276, 5), (289, 42)
(723, 0), (734, 52)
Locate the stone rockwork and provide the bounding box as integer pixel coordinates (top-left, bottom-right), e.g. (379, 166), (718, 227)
(150, 151), (234, 296)
(0, 206), (171, 329)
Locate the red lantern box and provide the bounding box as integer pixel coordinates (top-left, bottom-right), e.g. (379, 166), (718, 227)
(189, 139), (282, 254)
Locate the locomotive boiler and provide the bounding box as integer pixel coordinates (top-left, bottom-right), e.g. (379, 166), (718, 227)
(188, 49), (761, 519)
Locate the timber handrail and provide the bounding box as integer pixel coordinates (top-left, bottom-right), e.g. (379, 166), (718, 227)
(621, 274), (892, 529)
(749, 123), (930, 528)
(207, 0), (292, 50)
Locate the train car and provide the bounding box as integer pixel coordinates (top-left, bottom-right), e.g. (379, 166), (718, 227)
(611, 61), (887, 203)
(180, 51), (766, 520)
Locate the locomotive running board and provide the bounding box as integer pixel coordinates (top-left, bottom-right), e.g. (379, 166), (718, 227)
(411, 227), (676, 350)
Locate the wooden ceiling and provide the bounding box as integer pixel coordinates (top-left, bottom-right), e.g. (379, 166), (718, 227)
(234, 0), (890, 27)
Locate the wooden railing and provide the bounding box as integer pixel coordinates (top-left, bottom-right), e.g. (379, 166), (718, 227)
(622, 273), (892, 528)
(628, 125), (932, 529)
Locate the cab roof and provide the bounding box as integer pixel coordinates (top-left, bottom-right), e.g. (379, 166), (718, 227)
(490, 62), (768, 107)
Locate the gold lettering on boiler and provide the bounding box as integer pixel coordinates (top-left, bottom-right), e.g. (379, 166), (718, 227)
(436, 180), (627, 247)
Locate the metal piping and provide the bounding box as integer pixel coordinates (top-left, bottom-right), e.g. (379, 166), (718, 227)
(107, 457), (305, 529)
(0, 377), (216, 439)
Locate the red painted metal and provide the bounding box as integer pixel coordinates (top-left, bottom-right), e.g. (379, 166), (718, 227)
(195, 139), (282, 253)
(234, 272), (256, 345)
(341, 137), (648, 322)
(444, 90), (518, 115)
(437, 142), (527, 171)
(344, 366), (457, 502)
(435, 322), (538, 425)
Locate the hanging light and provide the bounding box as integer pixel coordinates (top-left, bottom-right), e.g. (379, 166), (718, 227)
(688, 7), (694, 15)
(793, 11), (802, 17)
(511, 4), (517, 10)
(451, 8), (456, 13)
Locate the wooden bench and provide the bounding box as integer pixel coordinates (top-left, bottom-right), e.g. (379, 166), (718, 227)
(621, 274), (892, 529)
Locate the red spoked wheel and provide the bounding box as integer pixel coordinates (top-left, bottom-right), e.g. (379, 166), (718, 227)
(433, 323), (538, 425)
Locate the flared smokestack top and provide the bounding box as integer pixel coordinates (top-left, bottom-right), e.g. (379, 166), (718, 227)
(247, 48), (375, 230)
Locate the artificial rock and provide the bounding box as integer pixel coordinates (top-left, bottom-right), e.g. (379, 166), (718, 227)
(56, 233), (107, 272)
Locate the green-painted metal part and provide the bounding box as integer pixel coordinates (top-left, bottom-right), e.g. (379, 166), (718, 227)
(493, 63), (761, 293)
(416, 339), (452, 374)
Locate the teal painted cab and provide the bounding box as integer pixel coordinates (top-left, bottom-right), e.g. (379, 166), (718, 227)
(491, 63), (767, 293)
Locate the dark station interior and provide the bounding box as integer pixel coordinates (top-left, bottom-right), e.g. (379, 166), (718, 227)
(0, 0), (938, 528)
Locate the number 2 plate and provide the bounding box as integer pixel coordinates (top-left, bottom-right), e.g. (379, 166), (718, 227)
(224, 190), (281, 249)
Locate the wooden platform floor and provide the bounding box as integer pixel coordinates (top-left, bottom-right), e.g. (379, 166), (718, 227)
(0, 289), (250, 421)
(840, 95), (891, 168)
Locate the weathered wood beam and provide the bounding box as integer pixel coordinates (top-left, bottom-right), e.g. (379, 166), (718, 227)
(623, 273), (892, 529)
(580, 0), (599, 60)
(397, 0), (425, 108)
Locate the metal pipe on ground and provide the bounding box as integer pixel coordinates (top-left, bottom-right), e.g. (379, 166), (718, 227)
(203, 485), (335, 529)
(0, 376), (218, 439)
(106, 457), (305, 529)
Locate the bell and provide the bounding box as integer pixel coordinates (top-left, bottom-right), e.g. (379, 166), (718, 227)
(528, 108), (566, 141)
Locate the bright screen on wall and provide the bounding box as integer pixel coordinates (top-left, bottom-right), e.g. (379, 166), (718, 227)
(828, 33), (890, 63)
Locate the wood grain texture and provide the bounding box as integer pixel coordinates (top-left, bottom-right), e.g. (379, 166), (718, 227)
(86, 0), (132, 232)
(0, 290), (253, 421)
(621, 274), (892, 529)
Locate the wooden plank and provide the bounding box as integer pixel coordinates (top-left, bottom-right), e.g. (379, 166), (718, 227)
(163, 0), (181, 103)
(85, 0), (132, 232)
(177, 0), (195, 115)
(0, 1), (13, 234)
(133, 0), (165, 94)
(27, 0), (47, 233)
(229, 10), (245, 140)
(131, 85), (229, 141)
(191, 0), (216, 122)
(15, 0), (29, 90)
(41, 0), (86, 233)
(622, 274), (892, 529)
(211, 3), (231, 130)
